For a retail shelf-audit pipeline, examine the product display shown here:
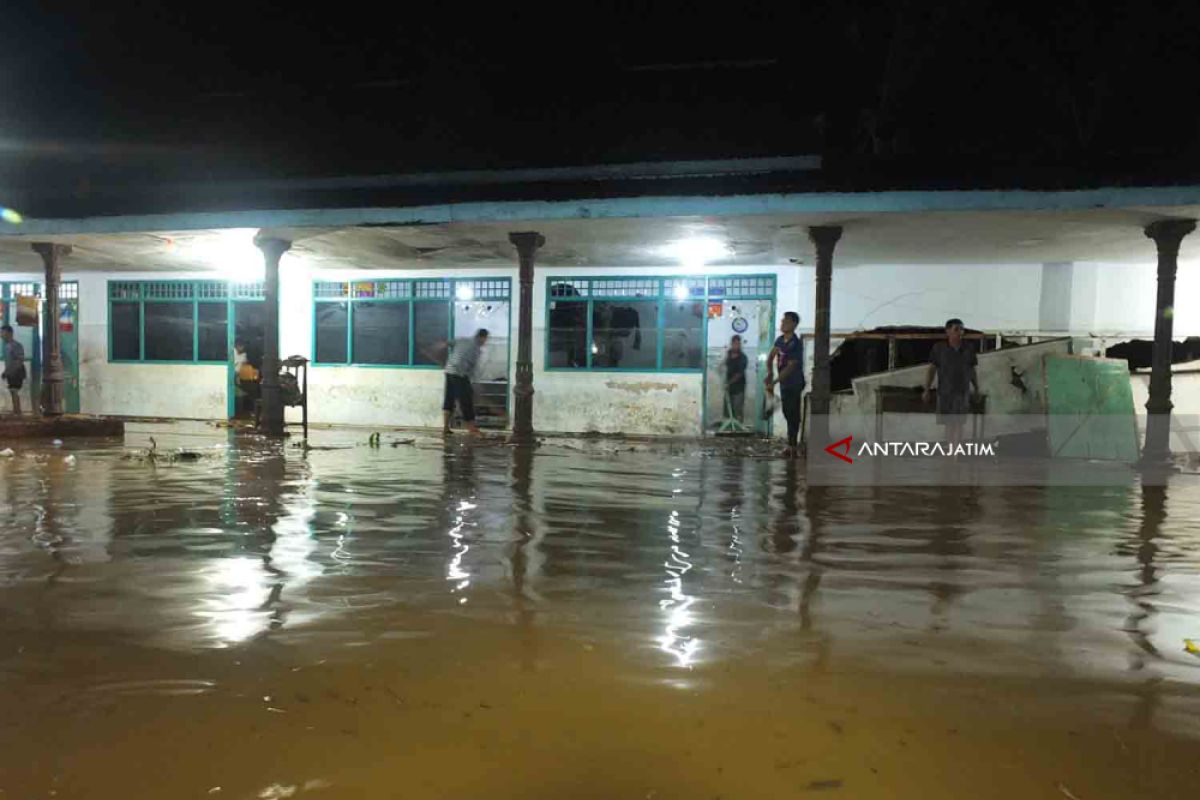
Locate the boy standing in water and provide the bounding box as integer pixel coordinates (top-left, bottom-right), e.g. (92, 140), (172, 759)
(765, 311), (805, 458)
(724, 335), (748, 423)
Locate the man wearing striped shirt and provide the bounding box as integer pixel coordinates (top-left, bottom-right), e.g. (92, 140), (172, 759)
(443, 328), (489, 435)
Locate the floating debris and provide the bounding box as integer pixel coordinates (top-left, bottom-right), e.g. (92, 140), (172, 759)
(806, 779), (844, 791)
(1185, 639), (1199, 657)
(0, 448), (13, 458)
(63, 454), (77, 466)
(1058, 783), (1082, 800)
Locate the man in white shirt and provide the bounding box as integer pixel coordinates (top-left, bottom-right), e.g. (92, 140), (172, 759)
(443, 328), (489, 435)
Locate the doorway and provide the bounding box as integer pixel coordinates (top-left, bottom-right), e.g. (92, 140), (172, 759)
(59, 282), (81, 413)
(0, 283), (40, 415)
(228, 300), (266, 420)
(704, 298), (774, 436)
(452, 298), (511, 429)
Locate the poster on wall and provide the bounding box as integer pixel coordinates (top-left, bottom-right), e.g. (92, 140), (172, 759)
(59, 305), (75, 332)
(15, 295), (37, 327)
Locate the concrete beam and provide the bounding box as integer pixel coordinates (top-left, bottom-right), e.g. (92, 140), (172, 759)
(9, 185), (1200, 238)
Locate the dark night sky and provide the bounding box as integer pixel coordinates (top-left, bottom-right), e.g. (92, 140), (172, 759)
(3, 1), (1200, 188)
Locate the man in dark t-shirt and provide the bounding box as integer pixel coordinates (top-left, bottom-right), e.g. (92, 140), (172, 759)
(923, 318), (978, 446)
(766, 311), (805, 458)
(724, 335), (749, 422)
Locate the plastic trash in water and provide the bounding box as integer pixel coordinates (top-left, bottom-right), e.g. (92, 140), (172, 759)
(51, 439), (64, 447)
(1186, 639), (1199, 657)
(0, 448), (13, 458)
(64, 454), (77, 466)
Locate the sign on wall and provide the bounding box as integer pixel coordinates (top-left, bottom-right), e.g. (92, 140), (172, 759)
(15, 295), (37, 327)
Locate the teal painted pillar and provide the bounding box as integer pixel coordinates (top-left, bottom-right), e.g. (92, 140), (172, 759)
(508, 232), (544, 443)
(255, 236), (291, 436)
(1142, 219), (1196, 464)
(31, 242), (71, 417)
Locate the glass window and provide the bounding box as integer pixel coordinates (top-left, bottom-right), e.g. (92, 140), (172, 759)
(352, 302), (410, 365)
(592, 300), (657, 369)
(143, 303), (194, 361)
(548, 301), (588, 368)
(315, 302), (349, 363)
(662, 301), (704, 369)
(413, 302), (450, 365)
(197, 302), (228, 362)
(111, 301), (141, 360)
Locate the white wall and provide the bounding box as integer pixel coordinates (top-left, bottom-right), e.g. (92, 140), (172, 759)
(49, 254), (1197, 435)
(788, 260), (1198, 338)
(76, 272), (227, 419)
(278, 262), (519, 428)
(529, 264), (801, 436)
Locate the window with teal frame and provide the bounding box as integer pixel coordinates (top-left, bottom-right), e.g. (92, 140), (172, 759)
(107, 279), (265, 363)
(313, 277), (511, 367)
(545, 274), (776, 371)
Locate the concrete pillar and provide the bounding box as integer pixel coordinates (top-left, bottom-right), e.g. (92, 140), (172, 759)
(1038, 262), (1074, 332)
(807, 226), (843, 446)
(255, 236), (291, 436)
(31, 242), (71, 417)
(1142, 219), (1195, 463)
(508, 232), (544, 444)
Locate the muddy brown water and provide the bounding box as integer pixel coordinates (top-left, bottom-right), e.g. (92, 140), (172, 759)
(1, 422), (1199, 799)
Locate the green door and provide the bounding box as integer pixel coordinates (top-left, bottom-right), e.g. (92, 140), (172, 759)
(58, 287), (81, 413)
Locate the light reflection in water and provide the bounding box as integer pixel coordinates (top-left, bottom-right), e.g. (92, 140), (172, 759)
(448, 499), (476, 602)
(200, 555), (272, 645)
(659, 508), (699, 667)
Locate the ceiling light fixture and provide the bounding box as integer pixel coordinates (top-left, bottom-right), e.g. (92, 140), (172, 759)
(661, 237), (732, 269)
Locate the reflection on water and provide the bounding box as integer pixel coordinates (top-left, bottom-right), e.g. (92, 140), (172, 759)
(1, 423), (1199, 799)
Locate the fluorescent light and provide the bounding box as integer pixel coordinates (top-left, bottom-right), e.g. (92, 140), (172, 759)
(661, 237), (731, 269)
(201, 229), (264, 280)
(673, 284), (689, 300)
(456, 284), (475, 301)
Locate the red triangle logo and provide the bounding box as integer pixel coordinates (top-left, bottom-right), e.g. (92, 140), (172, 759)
(824, 435), (853, 464)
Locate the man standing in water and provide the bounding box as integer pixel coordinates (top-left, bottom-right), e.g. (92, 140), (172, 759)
(765, 311), (805, 458)
(1, 325), (25, 416)
(443, 328), (489, 436)
(923, 318), (978, 447)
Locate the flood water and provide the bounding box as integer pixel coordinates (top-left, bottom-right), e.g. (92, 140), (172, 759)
(2, 422), (1199, 799)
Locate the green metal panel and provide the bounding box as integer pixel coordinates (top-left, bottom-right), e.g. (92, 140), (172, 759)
(1046, 355), (1140, 461)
